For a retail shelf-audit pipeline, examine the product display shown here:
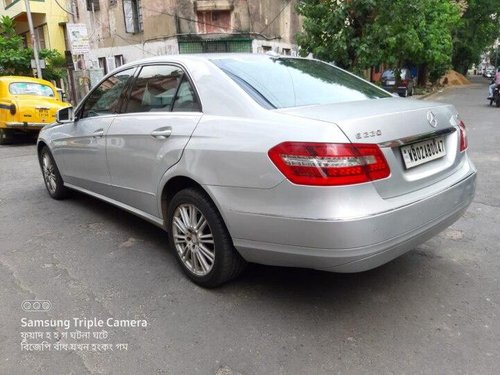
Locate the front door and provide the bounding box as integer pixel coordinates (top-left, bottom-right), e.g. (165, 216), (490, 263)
(58, 68), (136, 195)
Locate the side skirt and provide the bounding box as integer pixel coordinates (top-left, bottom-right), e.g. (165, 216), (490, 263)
(64, 183), (165, 229)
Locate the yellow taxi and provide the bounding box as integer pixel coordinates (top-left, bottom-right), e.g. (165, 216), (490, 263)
(0, 76), (70, 144)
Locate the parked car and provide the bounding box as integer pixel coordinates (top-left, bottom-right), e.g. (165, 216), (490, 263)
(0, 76), (69, 144)
(381, 68), (416, 97)
(483, 67), (496, 79)
(38, 54), (476, 287)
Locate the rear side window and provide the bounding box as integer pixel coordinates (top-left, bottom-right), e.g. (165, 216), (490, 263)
(125, 65), (201, 113)
(212, 57), (390, 108)
(9, 82), (54, 97)
(172, 77), (200, 112)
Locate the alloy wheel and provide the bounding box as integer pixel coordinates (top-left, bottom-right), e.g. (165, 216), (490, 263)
(172, 203), (215, 276)
(42, 153), (57, 194)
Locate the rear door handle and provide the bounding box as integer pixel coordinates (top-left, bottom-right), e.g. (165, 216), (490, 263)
(92, 129), (104, 138)
(151, 127), (172, 139)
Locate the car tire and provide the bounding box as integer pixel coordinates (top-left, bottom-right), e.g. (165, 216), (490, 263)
(0, 128), (12, 145)
(39, 146), (68, 200)
(167, 188), (246, 288)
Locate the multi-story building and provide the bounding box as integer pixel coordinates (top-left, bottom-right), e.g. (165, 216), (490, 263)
(70, 0), (302, 74)
(2, 0), (69, 54)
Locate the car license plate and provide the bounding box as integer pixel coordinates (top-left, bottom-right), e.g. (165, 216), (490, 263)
(387, 80), (395, 85)
(400, 136), (446, 169)
(39, 109), (49, 120)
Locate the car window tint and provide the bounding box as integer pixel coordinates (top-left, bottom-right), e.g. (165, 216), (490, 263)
(125, 65), (183, 113)
(81, 68), (134, 118)
(172, 77), (200, 112)
(213, 57), (390, 108)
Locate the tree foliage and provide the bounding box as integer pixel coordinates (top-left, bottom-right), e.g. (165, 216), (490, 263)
(296, 0), (461, 82)
(0, 16), (32, 75)
(452, 0), (499, 74)
(0, 16), (66, 81)
(296, 0), (378, 72)
(39, 49), (67, 81)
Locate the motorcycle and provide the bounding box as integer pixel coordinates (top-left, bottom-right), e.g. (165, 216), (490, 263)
(489, 79), (500, 107)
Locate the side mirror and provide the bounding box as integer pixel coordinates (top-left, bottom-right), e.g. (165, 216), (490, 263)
(56, 106), (74, 124)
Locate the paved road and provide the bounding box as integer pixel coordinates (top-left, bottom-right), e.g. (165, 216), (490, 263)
(0, 77), (498, 375)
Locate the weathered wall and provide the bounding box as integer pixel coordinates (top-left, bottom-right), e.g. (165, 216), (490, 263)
(72, 0), (302, 67)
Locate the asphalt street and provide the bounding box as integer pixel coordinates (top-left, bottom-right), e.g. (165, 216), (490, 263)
(0, 76), (498, 375)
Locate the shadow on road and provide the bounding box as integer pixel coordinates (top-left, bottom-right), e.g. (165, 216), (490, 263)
(61, 187), (446, 303)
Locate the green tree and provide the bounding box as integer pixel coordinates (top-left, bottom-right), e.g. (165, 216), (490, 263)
(0, 16), (67, 81)
(0, 16), (31, 75)
(39, 49), (67, 81)
(296, 0), (378, 73)
(296, 0), (460, 83)
(452, 0), (499, 74)
(367, 0), (460, 83)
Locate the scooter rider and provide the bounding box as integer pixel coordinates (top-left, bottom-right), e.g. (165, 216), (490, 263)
(488, 67), (500, 99)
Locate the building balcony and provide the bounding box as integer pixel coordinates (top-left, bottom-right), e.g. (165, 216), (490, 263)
(4, 0), (48, 18)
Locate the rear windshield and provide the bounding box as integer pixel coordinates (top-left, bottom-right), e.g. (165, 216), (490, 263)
(9, 82), (55, 97)
(382, 69), (408, 78)
(212, 57), (390, 108)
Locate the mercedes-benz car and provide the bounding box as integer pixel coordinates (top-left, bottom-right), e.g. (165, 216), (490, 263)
(37, 54), (476, 287)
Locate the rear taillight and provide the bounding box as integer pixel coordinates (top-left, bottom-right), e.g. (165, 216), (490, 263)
(9, 103), (16, 115)
(458, 120), (468, 152)
(268, 142), (390, 186)
(401, 79), (409, 87)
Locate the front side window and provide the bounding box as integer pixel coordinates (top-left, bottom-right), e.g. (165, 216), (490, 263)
(9, 82), (55, 97)
(213, 57), (391, 108)
(81, 68), (135, 118)
(125, 65), (200, 113)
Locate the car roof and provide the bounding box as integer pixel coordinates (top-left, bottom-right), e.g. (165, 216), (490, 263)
(0, 75), (55, 85)
(115, 53), (309, 71)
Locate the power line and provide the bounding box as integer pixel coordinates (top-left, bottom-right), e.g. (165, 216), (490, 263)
(54, 0), (75, 16)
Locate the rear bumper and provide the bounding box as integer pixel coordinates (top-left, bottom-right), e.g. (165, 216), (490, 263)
(208, 168), (476, 272)
(381, 85), (409, 94)
(4, 122), (48, 129)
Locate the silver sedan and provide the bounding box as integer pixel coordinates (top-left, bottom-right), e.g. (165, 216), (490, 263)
(38, 54), (476, 287)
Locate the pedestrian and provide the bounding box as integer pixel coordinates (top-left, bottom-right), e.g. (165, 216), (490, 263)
(488, 67), (500, 99)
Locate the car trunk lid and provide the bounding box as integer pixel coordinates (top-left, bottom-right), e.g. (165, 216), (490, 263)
(277, 97), (465, 198)
(13, 96), (65, 125)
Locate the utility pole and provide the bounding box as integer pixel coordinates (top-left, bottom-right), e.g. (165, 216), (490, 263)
(24, 0), (42, 78)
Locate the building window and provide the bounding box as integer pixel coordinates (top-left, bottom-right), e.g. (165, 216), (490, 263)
(98, 57), (108, 75)
(123, 0), (143, 33)
(86, 0), (100, 11)
(197, 11), (231, 33)
(262, 46), (272, 52)
(114, 55), (124, 68)
(282, 48), (291, 56)
(35, 26), (46, 50)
